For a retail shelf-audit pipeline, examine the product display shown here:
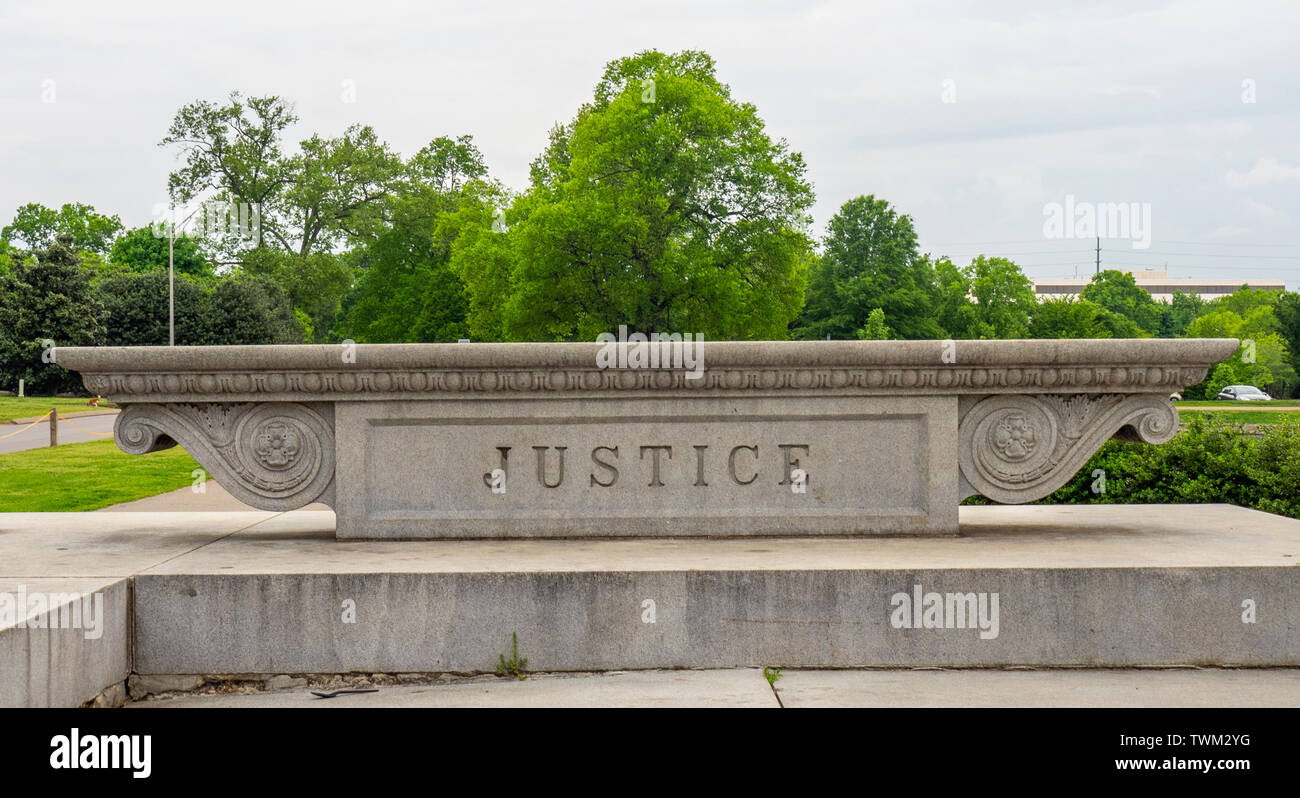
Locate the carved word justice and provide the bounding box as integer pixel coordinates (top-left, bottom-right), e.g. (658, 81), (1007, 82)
(482, 444), (810, 491)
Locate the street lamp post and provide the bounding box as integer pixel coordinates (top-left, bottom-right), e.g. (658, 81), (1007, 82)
(167, 204), (202, 346)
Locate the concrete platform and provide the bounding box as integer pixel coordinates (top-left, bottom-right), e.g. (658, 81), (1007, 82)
(772, 667), (1300, 708)
(2, 503), (1298, 705)
(131, 669), (780, 708)
(125, 667), (1300, 709)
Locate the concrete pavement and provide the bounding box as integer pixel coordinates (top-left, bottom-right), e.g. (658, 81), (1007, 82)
(4, 503), (1299, 706)
(128, 667), (1300, 708)
(0, 412), (117, 454)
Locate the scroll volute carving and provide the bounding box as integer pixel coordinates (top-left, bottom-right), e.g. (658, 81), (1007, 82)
(959, 393), (1178, 504)
(115, 402), (335, 511)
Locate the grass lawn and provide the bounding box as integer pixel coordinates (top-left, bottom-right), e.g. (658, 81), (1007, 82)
(0, 396), (115, 422)
(1177, 409), (1300, 425)
(0, 438), (199, 512)
(1174, 400), (1300, 407)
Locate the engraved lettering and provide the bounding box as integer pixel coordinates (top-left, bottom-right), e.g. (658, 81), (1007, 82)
(483, 446), (510, 489)
(777, 444), (809, 486)
(590, 446), (620, 487)
(533, 446), (567, 488)
(728, 445), (758, 485)
(693, 445), (708, 487)
(639, 445), (673, 487)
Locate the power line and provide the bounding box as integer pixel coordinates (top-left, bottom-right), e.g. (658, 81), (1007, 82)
(1106, 261), (1299, 273)
(928, 238), (1300, 249)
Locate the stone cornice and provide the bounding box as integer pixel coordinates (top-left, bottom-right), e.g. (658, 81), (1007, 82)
(60, 339), (1238, 401)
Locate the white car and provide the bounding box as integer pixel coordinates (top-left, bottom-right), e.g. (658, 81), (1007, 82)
(1216, 385), (1272, 401)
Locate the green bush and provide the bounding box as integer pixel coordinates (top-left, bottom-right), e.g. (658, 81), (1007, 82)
(967, 415), (1300, 519)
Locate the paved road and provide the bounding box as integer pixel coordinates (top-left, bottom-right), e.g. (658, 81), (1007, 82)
(0, 412), (117, 454)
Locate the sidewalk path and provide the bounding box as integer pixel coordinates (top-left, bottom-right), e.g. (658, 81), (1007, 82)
(128, 667), (1300, 708)
(0, 412), (117, 454)
(98, 481), (332, 512)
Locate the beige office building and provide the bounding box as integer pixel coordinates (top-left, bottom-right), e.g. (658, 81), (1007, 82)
(1033, 269), (1286, 303)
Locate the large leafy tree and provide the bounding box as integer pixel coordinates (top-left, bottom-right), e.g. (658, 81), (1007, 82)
(1029, 296), (1111, 338)
(1184, 300), (1295, 398)
(1158, 291), (1205, 337)
(1275, 291), (1300, 389)
(455, 49), (815, 340)
(337, 136), (496, 342)
(1081, 270), (1163, 334)
(2, 203), (123, 254)
(797, 195), (943, 340)
(964, 255), (1036, 338)
(97, 270), (206, 345)
(161, 92), (408, 338)
(96, 270), (301, 346)
(0, 235), (107, 394)
(108, 226), (213, 278)
(160, 92), (298, 253)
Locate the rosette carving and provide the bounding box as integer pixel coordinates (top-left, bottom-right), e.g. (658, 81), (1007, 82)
(114, 402), (335, 511)
(958, 393), (1178, 503)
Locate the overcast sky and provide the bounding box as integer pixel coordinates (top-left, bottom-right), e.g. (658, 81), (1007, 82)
(2, 0), (1298, 286)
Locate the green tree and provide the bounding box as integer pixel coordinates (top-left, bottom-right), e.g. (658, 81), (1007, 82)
(1081, 270), (1163, 334)
(337, 136), (496, 342)
(97, 270), (206, 345)
(1184, 305), (1295, 398)
(1029, 296), (1111, 338)
(1158, 291), (1205, 337)
(108, 226), (213, 277)
(160, 92), (297, 253)
(856, 307), (892, 340)
(0, 235), (107, 394)
(1274, 291), (1300, 393)
(931, 257), (978, 339)
(200, 275), (304, 344)
(0, 239), (21, 277)
(2, 203), (123, 254)
(237, 248), (351, 341)
(797, 195), (942, 340)
(966, 255), (1036, 338)
(457, 49), (815, 341)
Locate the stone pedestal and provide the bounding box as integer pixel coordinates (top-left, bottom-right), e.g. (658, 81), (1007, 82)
(60, 339), (1237, 540)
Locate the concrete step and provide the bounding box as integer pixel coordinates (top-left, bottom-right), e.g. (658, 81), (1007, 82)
(129, 504), (1300, 674)
(4, 503), (1298, 706)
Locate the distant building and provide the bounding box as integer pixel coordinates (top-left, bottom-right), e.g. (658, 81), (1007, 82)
(1033, 269), (1286, 303)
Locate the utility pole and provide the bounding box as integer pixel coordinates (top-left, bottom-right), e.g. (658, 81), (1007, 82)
(1095, 236), (1101, 275)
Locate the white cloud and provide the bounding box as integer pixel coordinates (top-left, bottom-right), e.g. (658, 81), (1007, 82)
(1226, 157), (1300, 189)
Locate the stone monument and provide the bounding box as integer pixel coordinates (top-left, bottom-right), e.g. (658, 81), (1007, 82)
(60, 338), (1238, 539)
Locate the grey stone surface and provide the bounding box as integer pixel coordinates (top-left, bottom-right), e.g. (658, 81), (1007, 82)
(123, 667), (1300, 708)
(774, 667), (1300, 707)
(128, 504), (1300, 674)
(88, 680), (128, 708)
(335, 395), (958, 538)
(0, 511), (276, 577)
(131, 669), (779, 708)
(0, 578), (129, 707)
(98, 481), (332, 512)
(127, 673), (206, 697)
(57, 340), (1238, 538)
(1, 503), (1296, 701)
(264, 674), (308, 690)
